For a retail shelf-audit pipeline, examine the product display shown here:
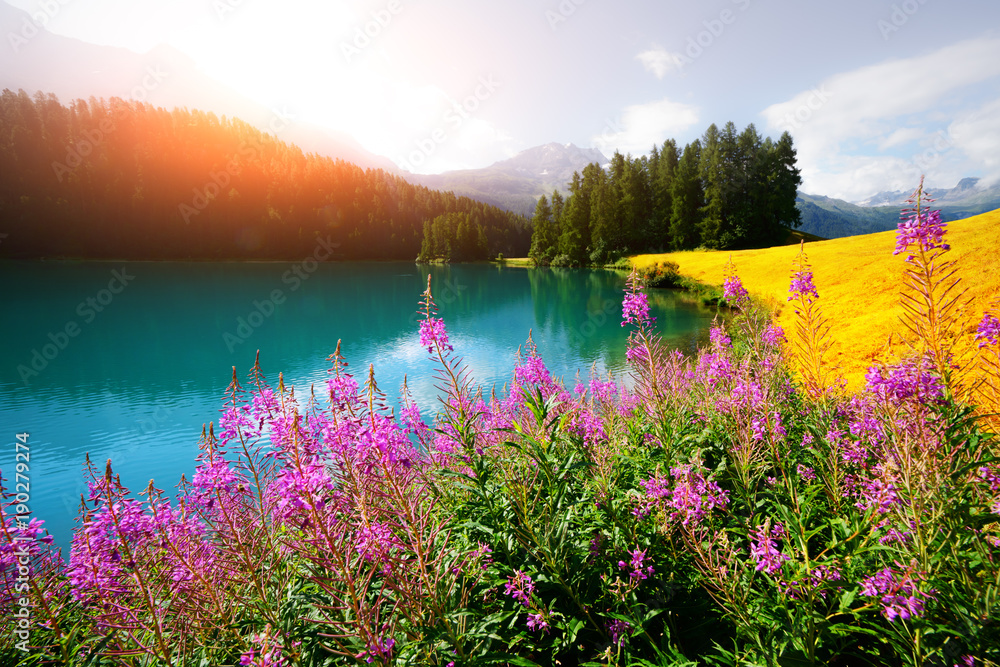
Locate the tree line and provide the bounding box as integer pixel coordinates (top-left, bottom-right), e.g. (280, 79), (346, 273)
(529, 122), (802, 265)
(0, 90), (531, 260)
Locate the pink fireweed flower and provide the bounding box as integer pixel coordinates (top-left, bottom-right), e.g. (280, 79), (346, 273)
(723, 274), (750, 308)
(865, 357), (944, 405)
(637, 464), (728, 527)
(504, 569), (535, 607)
(854, 476), (902, 515)
(618, 547), (655, 581)
(240, 626), (287, 667)
(621, 291), (654, 327)
(355, 521), (399, 564)
(419, 317), (453, 353)
(357, 636), (396, 664)
(895, 205), (949, 257)
(975, 313), (1000, 348)
(190, 456), (245, 503)
(709, 325), (731, 349)
(587, 377), (619, 404)
(788, 271), (819, 302)
(399, 402), (429, 438)
(761, 323), (786, 347)
(607, 619), (631, 647)
(526, 612), (550, 633)
(622, 269), (655, 328)
(267, 460), (334, 524)
(749, 523), (790, 575)
(861, 566), (931, 622)
(567, 409), (607, 447)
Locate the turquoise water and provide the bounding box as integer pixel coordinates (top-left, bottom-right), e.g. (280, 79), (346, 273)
(0, 261), (719, 552)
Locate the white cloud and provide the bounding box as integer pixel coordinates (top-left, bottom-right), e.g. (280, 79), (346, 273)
(593, 98), (699, 157)
(948, 96), (1000, 184)
(878, 127), (925, 151)
(636, 45), (685, 79)
(762, 36), (1000, 200)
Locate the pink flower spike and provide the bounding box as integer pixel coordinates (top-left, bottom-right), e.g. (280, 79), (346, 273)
(419, 317), (453, 353)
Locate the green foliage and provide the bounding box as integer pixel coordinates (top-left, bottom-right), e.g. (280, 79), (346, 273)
(0, 89), (531, 261)
(637, 261), (681, 289)
(526, 123), (801, 267)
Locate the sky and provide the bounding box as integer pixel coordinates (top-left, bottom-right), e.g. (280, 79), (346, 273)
(3, 0), (1000, 201)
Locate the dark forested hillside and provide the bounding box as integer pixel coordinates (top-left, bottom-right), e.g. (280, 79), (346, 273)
(0, 90), (531, 260)
(527, 122), (802, 265)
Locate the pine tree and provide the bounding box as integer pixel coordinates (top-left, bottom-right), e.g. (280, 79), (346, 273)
(558, 170), (593, 265)
(669, 140), (703, 250)
(652, 139), (678, 247)
(528, 195), (556, 264)
(698, 124), (723, 248)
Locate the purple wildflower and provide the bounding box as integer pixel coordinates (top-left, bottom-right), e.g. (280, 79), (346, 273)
(622, 290), (654, 327)
(749, 523), (790, 575)
(762, 323), (786, 347)
(618, 547), (655, 581)
(607, 619), (631, 647)
(240, 626), (287, 667)
(622, 270), (655, 328)
(709, 325), (731, 349)
(526, 612), (550, 633)
(419, 317), (453, 353)
(504, 569), (535, 607)
(588, 377), (619, 404)
(788, 271), (819, 302)
(637, 464), (728, 527)
(854, 477), (902, 514)
(357, 636), (396, 664)
(723, 274), (750, 308)
(865, 357), (944, 405)
(355, 521), (398, 563)
(895, 205), (949, 257)
(975, 313), (1000, 348)
(861, 566), (931, 622)
(779, 563), (843, 599)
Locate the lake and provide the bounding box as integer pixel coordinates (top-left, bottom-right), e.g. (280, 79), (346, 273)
(0, 260), (720, 552)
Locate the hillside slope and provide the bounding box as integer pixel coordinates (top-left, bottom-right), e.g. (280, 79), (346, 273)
(633, 208), (1000, 388)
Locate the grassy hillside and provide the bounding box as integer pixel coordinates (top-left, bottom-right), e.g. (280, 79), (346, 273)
(633, 207), (1000, 389)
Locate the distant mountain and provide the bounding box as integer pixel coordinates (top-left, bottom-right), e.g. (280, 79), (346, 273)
(0, 2), (397, 172)
(853, 177), (992, 207)
(797, 178), (1000, 239)
(411, 143), (609, 217)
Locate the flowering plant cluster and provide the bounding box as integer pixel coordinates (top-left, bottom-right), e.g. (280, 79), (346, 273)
(2, 180), (998, 666)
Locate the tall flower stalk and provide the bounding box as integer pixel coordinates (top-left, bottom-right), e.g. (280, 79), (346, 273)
(894, 176), (966, 397)
(787, 241), (835, 399)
